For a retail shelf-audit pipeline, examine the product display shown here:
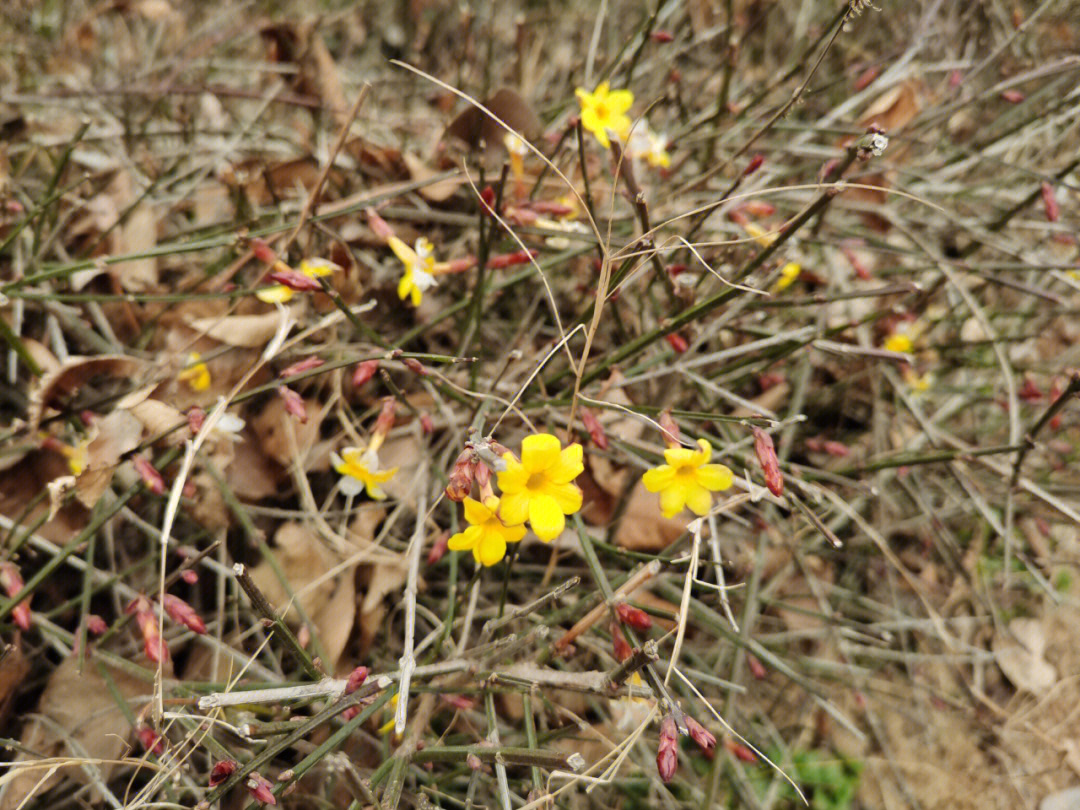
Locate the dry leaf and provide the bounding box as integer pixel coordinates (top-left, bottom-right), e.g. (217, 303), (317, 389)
(250, 523), (357, 671)
(992, 617), (1057, 693)
(29, 355), (150, 430)
(442, 87), (540, 151)
(75, 409), (143, 507)
(0, 644), (29, 720)
(249, 394), (327, 468)
(188, 309), (294, 348)
(859, 79), (924, 133)
(108, 171), (158, 292)
(0, 657), (149, 810)
(127, 398), (190, 445)
(402, 152), (463, 202)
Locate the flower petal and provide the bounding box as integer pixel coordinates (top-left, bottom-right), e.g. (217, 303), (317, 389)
(447, 527), (475, 552)
(397, 271), (412, 301)
(641, 465), (675, 492)
(339, 475), (364, 497)
(256, 284), (294, 304)
(580, 108), (610, 148)
(659, 483), (687, 518)
(502, 522), (527, 544)
(462, 496), (491, 526)
(547, 482), (582, 515)
(694, 438), (712, 464)
(388, 236), (417, 267)
(606, 89), (634, 114)
(685, 484), (713, 516)
(497, 460), (529, 494)
(520, 433), (562, 473)
(476, 532), (507, 567)
(498, 491), (529, 526)
(696, 464), (733, 492)
(529, 494), (566, 542)
(547, 443), (584, 483)
(663, 446), (697, 467)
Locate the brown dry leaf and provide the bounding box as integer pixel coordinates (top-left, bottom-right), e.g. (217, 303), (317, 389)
(0, 657), (149, 810)
(858, 79), (925, 133)
(249, 394), (328, 468)
(187, 309), (294, 348)
(612, 482), (686, 552)
(74, 409), (143, 508)
(377, 434), (423, 501)
(0, 452), (88, 547)
(249, 523), (357, 671)
(442, 87), (541, 152)
(29, 355), (150, 430)
(401, 152), (463, 203)
(225, 430), (283, 500)
(107, 171), (158, 292)
(992, 617), (1057, 693)
(127, 398), (189, 445)
(308, 32), (348, 131)
(353, 509), (405, 657)
(0, 644), (29, 720)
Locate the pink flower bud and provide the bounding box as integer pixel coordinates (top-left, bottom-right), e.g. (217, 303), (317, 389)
(251, 239), (277, 265)
(1042, 182), (1060, 222)
(746, 653), (767, 679)
(135, 605), (169, 664)
(136, 725), (165, 755)
(163, 593), (206, 635)
(581, 408), (608, 450)
(467, 753), (483, 771)
(743, 154), (765, 176)
(684, 716), (716, 752)
(479, 186), (496, 216)
(86, 614), (108, 635)
(474, 460), (491, 488)
(420, 411), (435, 434)
(280, 356), (324, 378)
(345, 666), (369, 694)
(651, 29), (674, 42)
(181, 569), (199, 585)
(724, 739), (757, 762)
(486, 250), (536, 269)
(365, 208), (395, 241)
(352, 359), (379, 387)
(751, 426), (783, 497)
(657, 716), (679, 782)
(611, 619), (632, 662)
(853, 65), (879, 90)
(187, 407), (206, 434)
(822, 440), (849, 457)
(527, 201), (574, 217)
(267, 268), (322, 291)
(403, 357), (428, 376)
(742, 200), (776, 217)
(658, 410), (681, 447)
(428, 530), (450, 566)
(615, 602), (653, 631)
(278, 386), (307, 423)
(209, 759), (238, 787)
(297, 623), (311, 648)
(665, 333), (688, 353)
(441, 693), (475, 710)
(132, 454), (166, 495)
(0, 562), (31, 631)
(374, 398), (396, 436)
(246, 772), (276, 805)
(1001, 89), (1024, 103)
(445, 451), (477, 502)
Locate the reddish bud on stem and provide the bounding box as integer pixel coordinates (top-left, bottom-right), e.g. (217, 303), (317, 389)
(132, 454), (166, 494)
(352, 359), (379, 388)
(743, 154), (765, 176)
(181, 569), (199, 585)
(1042, 182), (1060, 222)
(403, 357), (428, 376)
(428, 530), (450, 566)
(280, 356), (324, 378)
(86, 614), (108, 635)
(163, 594), (206, 634)
(486, 249), (537, 268)
(611, 619), (632, 662)
(250, 239), (277, 265)
(658, 410), (681, 447)
(0, 562), (32, 631)
(345, 665), (369, 694)
(581, 408), (608, 450)
(135, 606), (169, 664)
(365, 208), (395, 241)
(746, 653), (767, 679)
(657, 716), (679, 782)
(267, 268), (322, 292)
(684, 716), (717, 752)
(278, 386), (308, 423)
(420, 412), (435, 434)
(665, 333), (689, 353)
(615, 602), (653, 631)
(724, 739), (757, 762)
(209, 759), (238, 787)
(374, 398), (396, 436)
(137, 725), (165, 755)
(247, 773), (277, 805)
(187, 407), (206, 434)
(752, 426), (783, 497)
(1001, 89), (1024, 103)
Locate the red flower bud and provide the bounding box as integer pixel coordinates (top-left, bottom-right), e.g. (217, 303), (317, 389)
(527, 200), (574, 217)
(0, 562), (32, 631)
(479, 185), (496, 215)
(246, 772), (277, 805)
(615, 602), (653, 631)
(187, 406), (206, 434)
(743, 154), (765, 176)
(403, 357), (428, 376)
(724, 739), (757, 762)
(742, 200), (776, 218)
(136, 725), (165, 755)
(1042, 182), (1060, 222)
(657, 716), (679, 782)
(428, 530), (450, 566)
(132, 454), (166, 495)
(280, 356), (324, 378)
(445, 450), (477, 502)
(352, 359), (379, 388)
(658, 410), (681, 447)
(651, 29), (674, 42)
(441, 693), (475, 711)
(365, 208), (395, 241)
(441, 257), (477, 274)
(853, 65), (879, 91)
(1001, 89), (1024, 103)
(751, 426), (783, 497)
(746, 653), (767, 679)
(420, 411), (435, 434)
(278, 386), (308, 423)
(684, 716), (716, 752)
(181, 569), (199, 585)
(665, 333), (688, 353)
(345, 665), (369, 694)
(486, 249), (536, 269)
(467, 753), (483, 771)
(250, 239), (277, 265)
(1018, 378), (1043, 402)
(267, 268), (322, 292)
(134, 604), (169, 664)
(758, 372), (785, 391)
(86, 614), (108, 635)
(822, 440), (849, 457)
(374, 397), (396, 436)
(611, 619), (632, 663)
(209, 759), (238, 787)
(163, 594), (206, 635)
(581, 408), (608, 450)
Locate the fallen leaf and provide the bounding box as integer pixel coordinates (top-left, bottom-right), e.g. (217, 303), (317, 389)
(75, 409), (144, 507)
(442, 87), (540, 151)
(127, 398), (190, 445)
(29, 355), (150, 431)
(188, 310), (295, 348)
(992, 617), (1057, 693)
(402, 152), (463, 202)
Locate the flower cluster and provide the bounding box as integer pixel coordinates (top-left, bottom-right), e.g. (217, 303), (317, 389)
(575, 82), (672, 170)
(445, 433), (584, 567)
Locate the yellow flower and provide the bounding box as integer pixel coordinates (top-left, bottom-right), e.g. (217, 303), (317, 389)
(177, 352), (210, 391)
(884, 331), (913, 354)
(504, 132), (527, 179)
(448, 495), (526, 567)
(575, 82), (634, 149)
(771, 262), (802, 293)
(642, 438), (733, 518)
(379, 693), (399, 735)
(903, 367), (932, 392)
(741, 221), (776, 248)
(331, 446), (398, 499)
(390, 236), (438, 306)
(628, 123), (671, 169)
(498, 433), (584, 542)
(255, 258), (337, 304)
(63, 437), (90, 476)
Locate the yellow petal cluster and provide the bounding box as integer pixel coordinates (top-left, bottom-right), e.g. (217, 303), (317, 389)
(255, 258), (337, 304)
(575, 82), (634, 149)
(497, 433), (584, 542)
(332, 446), (398, 500)
(178, 352), (210, 391)
(447, 495), (526, 567)
(771, 262), (802, 293)
(391, 236), (438, 306)
(642, 438), (733, 518)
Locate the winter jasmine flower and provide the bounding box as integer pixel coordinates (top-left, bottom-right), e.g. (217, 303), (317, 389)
(642, 438), (733, 518)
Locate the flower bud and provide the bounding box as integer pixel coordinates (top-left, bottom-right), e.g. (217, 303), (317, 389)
(615, 602), (653, 631)
(658, 410), (681, 447)
(822, 440), (849, 457)
(724, 739), (757, 762)
(0, 562), (32, 631)
(208, 759), (238, 787)
(132, 454), (166, 495)
(445, 450), (477, 502)
(86, 614), (108, 635)
(278, 386), (308, 424)
(133, 602), (169, 664)
(487, 249), (537, 269)
(479, 186), (496, 216)
(743, 154), (765, 176)
(665, 333), (688, 353)
(746, 653), (767, 679)
(250, 239), (277, 265)
(466, 753), (483, 771)
(267, 268), (322, 292)
(187, 406), (206, 434)
(374, 398), (396, 437)
(136, 725), (165, 755)
(611, 619), (632, 662)
(280, 356), (324, 378)
(427, 530), (450, 566)
(246, 772), (277, 805)
(581, 408), (608, 450)
(365, 208), (395, 241)
(684, 716), (716, 752)
(1042, 182), (1060, 222)
(352, 359), (379, 388)
(345, 665), (369, 694)
(657, 716), (679, 782)
(163, 593), (206, 634)
(651, 29), (674, 42)
(181, 569), (199, 585)
(420, 411), (435, 434)
(403, 357), (428, 376)
(751, 426), (783, 497)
